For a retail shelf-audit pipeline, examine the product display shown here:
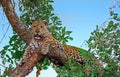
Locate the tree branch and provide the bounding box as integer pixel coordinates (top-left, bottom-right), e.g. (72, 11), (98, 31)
(0, 0), (74, 77)
(0, 0), (31, 44)
(10, 48), (44, 77)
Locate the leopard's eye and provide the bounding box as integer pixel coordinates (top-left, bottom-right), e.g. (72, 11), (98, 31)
(33, 25), (36, 27)
(40, 26), (43, 28)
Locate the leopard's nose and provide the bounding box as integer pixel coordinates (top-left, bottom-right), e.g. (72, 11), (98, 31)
(36, 30), (39, 33)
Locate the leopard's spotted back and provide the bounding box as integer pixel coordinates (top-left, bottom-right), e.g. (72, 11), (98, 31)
(63, 45), (86, 64)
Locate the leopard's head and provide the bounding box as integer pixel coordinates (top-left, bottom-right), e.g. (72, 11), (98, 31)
(30, 20), (49, 40)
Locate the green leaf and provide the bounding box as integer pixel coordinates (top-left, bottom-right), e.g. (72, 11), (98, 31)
(42, 58), (51, 70)
(78, 48), (85, 56)
(91, 72), (94, 77)
(110, 11), (113, 16)
(62, 27), (66, 33)
(79, 70), (84, 77)
(105, 66), (110, 71)
(49, 0), (54, 3)
(65, 31), (72, 35)
(116, 30), (120, 36)
(85, 62), (89, 67)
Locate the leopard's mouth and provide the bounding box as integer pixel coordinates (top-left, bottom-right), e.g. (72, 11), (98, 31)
(34, 34), (43, 40)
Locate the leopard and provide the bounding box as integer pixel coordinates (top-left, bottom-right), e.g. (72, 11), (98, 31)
(21, 20), (68, 67)
(29, 20), (86, 64)
(20, 20), (86, 76)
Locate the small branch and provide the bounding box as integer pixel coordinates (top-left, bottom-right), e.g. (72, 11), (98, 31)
(0, 25), (9, 44)
(0, 64), (6, 68)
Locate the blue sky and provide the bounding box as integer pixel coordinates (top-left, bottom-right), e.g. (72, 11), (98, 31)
(53, 0), (110, 48)
(0, 0), (117, 77)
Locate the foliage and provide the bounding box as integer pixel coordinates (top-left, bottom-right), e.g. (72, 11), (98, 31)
(0, 0), (72, 76)
(86, 10), (120, 77)
(0, 0), (120, 77)
(56, 48), (104, 77)
(56, 7), (120, 77)
(56, 58), (85, 77)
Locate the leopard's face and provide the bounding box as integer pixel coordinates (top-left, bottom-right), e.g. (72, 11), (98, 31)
(30, 20), (49, 40)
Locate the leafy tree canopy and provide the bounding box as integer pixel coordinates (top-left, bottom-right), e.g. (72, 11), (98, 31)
(0, 0), (120, 77)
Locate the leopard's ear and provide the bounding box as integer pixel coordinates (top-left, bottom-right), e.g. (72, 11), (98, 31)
(43, 20), (48, 25)
(29, 20), (35, 25)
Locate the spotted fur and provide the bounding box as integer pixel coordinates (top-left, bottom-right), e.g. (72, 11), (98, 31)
(63, 45), (86, 64)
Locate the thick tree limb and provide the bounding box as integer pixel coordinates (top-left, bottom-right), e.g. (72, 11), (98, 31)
(0, 0), (46, 76)
(10, 48), (44, 77)
(0, 0), (31, 44)
(0, 0), (69, 77)
(9, 40), (67, 77)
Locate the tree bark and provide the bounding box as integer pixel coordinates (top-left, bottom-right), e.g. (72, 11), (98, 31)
(0, 0), (31, 44)
(10, 48), (44, 77)
(0, 0), (45, 76)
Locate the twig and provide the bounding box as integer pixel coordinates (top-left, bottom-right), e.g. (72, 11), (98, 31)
(0, 63), (6, 68)
(0, 25), (10, 44)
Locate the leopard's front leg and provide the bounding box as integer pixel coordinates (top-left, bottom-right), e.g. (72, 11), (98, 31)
(38, 42), (50, 55)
